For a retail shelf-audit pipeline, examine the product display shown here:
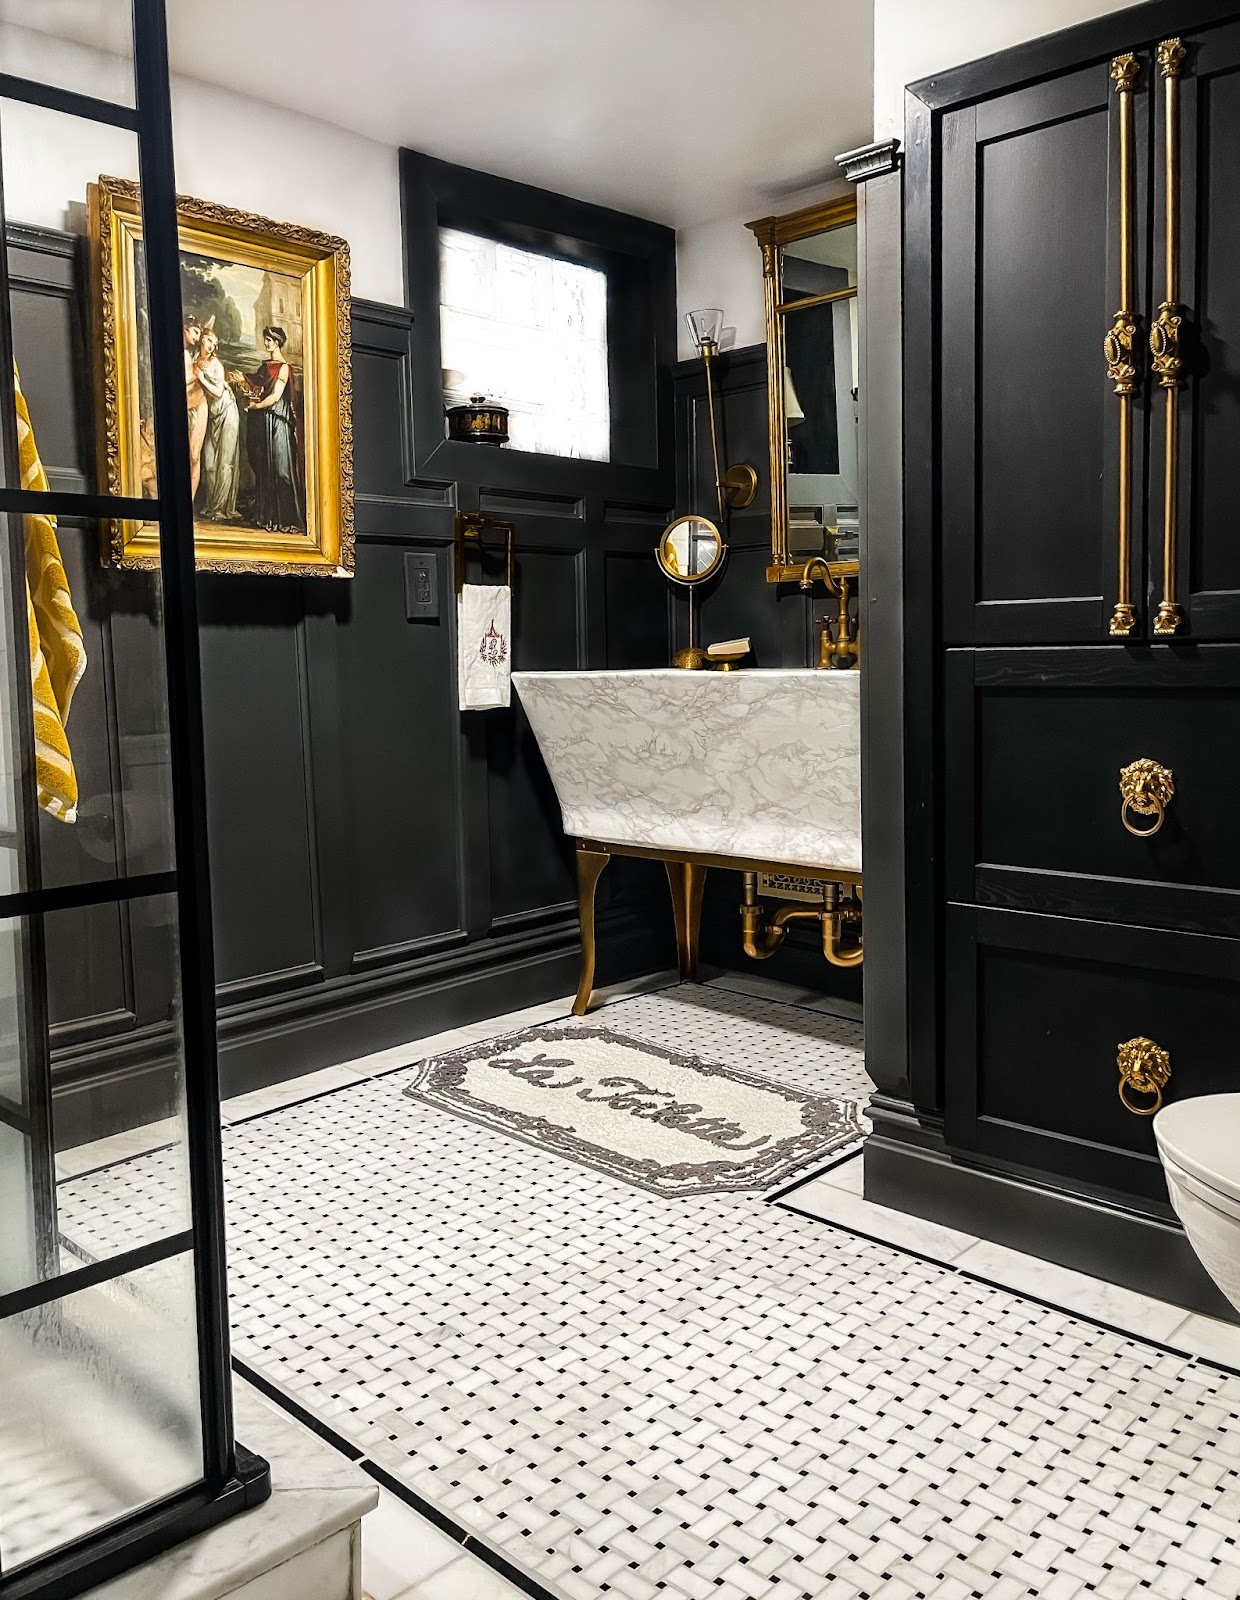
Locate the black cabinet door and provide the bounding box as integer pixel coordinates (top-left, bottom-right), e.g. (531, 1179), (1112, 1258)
(1153, 22), (1240, 642)
(944, 904), (1240, 1210)
(939, 63), (1150, 646)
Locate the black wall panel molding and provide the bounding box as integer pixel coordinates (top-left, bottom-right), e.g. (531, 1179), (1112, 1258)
(12, 218), (675, 1138)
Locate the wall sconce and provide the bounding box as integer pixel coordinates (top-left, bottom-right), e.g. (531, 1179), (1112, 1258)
(684, 308), (758, 519)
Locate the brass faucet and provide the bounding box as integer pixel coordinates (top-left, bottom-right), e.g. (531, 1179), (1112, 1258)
(798, 558), (858, 670)
(798, 556), (840, 596)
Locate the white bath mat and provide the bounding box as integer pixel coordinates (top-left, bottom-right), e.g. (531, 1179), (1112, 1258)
(403, 1021), (864, 1196)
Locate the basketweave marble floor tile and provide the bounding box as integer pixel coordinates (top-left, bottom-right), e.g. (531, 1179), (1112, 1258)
(52, 984), (1240, 1600)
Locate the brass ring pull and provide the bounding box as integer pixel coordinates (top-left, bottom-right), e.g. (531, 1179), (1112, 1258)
(1116, 1036), (1171, 1117)
(1119, 758), (1175, 839)
(1122, 799), (1166, 838)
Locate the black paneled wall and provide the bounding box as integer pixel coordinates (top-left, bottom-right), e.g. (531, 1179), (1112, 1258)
(17, 171), (861, 1140)
(13, 223), (676, 1141)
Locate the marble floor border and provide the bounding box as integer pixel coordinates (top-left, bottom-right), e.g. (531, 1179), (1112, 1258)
(235, 1358), (557, 1600)
(776, 1155), (1240, 1379)
(221, 971), (681, 1129)
(54, 973), (684, 1185)
(702, 968), (864, 1022)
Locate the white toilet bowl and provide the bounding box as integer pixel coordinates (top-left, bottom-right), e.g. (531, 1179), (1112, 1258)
(1154, 1094), (1240, 1316)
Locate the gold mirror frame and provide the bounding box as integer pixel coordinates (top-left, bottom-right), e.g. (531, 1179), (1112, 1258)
(655, 513), (726, 585)
(746, 194), (859, 586)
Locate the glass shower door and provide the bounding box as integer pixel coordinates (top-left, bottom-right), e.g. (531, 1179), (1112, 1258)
(0, 3), (268, 1594)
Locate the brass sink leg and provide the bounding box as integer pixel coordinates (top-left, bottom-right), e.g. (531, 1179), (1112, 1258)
(666, 859), (707, 982)
(573, 845), (611, 1015)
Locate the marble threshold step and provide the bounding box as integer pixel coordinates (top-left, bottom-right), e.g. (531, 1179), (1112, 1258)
(83, 1380), (377, 1600)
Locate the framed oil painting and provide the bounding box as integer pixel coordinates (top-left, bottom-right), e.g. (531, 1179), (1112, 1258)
(89, 176), (354, 576)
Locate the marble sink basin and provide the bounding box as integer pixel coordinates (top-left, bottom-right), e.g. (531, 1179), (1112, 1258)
(512, 668), (860, 871)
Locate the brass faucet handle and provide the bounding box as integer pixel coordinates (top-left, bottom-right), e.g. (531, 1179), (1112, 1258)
(1119, 757), (1175, 838)
(1116, 1035), (1171, 1116)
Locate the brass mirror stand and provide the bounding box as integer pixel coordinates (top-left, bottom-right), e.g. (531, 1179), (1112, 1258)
(655, 513), (726, 669)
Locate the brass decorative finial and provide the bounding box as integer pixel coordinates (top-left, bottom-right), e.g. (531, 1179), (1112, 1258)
(1111, 52), (1140, 91)
(1156, 37), (1186, 77)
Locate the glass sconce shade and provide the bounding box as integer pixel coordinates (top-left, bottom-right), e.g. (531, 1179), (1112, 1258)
(685, 307), (724, 353)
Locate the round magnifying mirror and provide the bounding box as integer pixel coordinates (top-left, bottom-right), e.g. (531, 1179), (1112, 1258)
(656, 514), (725, 585)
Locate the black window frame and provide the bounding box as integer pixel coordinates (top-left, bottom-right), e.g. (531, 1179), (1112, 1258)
(400, 150), (675, 502)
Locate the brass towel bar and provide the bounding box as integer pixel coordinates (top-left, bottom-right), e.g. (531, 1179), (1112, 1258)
(454, 510), (516, 595)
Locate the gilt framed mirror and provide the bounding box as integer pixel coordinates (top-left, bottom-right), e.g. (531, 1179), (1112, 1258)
(746, 195), (859, 585)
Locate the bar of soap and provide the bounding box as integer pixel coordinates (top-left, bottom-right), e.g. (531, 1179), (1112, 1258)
(706, 637), (751, 657)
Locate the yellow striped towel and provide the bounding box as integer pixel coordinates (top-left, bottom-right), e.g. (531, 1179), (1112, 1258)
(15, 362), (86, 823)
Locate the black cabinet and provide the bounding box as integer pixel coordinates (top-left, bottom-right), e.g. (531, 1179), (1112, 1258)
(936, 17), (1240, 648)
(901, 0), (1240, 1234)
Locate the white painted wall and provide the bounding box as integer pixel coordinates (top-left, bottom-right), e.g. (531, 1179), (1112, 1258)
(675, 176), (852, 361)
(675, 216), (767, 359)
(873, 0), (1138, 140)
(0, 25), (403, 306)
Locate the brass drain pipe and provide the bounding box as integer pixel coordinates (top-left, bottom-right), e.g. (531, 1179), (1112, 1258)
(739, 873), (863, 967)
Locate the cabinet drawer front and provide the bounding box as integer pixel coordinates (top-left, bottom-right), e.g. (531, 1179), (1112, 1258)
(946, 648), (1240, 934)
(944, 906), (1240, 1208)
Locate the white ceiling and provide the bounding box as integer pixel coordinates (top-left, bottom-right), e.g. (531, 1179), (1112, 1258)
(12, 0), (868, 230)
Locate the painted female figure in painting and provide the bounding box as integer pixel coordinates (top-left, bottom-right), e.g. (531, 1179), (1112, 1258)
(195, 327), (241, 521)
(244, 326), (304, 531)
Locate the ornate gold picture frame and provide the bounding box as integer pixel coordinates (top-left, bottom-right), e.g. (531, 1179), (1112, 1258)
(89, 176), (354, 576)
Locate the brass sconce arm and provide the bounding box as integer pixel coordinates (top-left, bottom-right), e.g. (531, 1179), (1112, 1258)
(686, 312), (758, 521)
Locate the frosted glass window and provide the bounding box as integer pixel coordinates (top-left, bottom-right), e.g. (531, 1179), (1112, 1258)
(439, 228), (610, 462)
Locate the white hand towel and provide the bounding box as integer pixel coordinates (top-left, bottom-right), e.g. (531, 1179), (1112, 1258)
(457, 584), (512, 711)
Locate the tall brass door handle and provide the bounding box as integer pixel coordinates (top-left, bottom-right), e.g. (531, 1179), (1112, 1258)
(1106, 52), (1142, 638)
(1117, 1036), (1171, 1115)
(1119, 757), (1175, 837)
(1151, 38), (1188, 636)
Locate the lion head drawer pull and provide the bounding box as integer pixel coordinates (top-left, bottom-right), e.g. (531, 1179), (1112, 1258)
(1119, 758), (1175, 838)
(1117, 1035), (1172, 1116)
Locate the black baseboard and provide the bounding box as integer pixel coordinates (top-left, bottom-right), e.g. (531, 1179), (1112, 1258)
(864, 1123), (1240, 1325)
(53, 903), (669, 1144)
(215, 903), (657, 1098)
(51, 1021), (181, 1149)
